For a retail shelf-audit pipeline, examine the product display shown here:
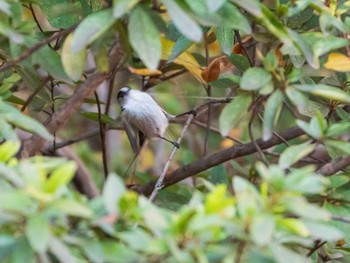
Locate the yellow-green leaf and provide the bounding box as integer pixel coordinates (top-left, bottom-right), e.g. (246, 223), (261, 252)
(324, 52), (350, 72)
(62, 33), (87, 81)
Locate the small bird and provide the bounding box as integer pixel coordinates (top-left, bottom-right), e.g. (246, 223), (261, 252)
(117, 86), (179, 152)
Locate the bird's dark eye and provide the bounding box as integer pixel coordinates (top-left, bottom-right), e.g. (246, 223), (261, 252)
(117, 91), (125, 99)
(117, 87), (130, 99)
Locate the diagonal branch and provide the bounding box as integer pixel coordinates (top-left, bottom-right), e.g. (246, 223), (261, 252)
(20, 40), (125, 158)
(0, 26), (76, 72)
(317, 156), (350, 176)
(133, 126), (305, 195)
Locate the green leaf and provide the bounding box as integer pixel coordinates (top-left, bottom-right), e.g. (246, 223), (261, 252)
(44, 162), (77, 193)
(285, 86), (309, 113)
(326, 122), (350, 137)
(113, 0), (140, 18)
(208, 76), (240, 88)
(208, 164), (228, 185)
(293, 84), (350, 104)
(186, 1), (251, 33)
(325, 140), (350, 155)
(231, 0), (262, 16)
(216, 27), (234, 55)
(286, 197), (330, 220)
(162, 0), (202, 42)
(0, 0), (11, 15)
(72, 9), (116, 52)
(240, 67), (272, 90)
(61, 33), (87, 81)
(301, 32), (349, 57)
(103, 173), (126, 215)
(296, 118), (323, 139)
(10, 238), (36, 263)
(168, 35), (194, 62)
(24, 37), (70, 82)
(0, 100), (53, 140)
(25, 214), (50, 253)
(205, 184), (234, 213)
(219, 95), (251, 136)
(51, 199), (92, 218)
(0, 192), (32, 214)
(263, 90), (283, 140)
(304, 221), (344, 242)
(0, 20), (23, 43)
(251, 214), (275, 246)
(0, 140), (20, 162)
(336, 107), (350, 121)
(128, 7), (161, 70)
(228, 54), (250, 72)
(118, 229), (152, 251)
(37, 0), (80, 29)
(286, 167), (326, 194)
(80, 111), (115, 124)
(233, 177), (263, 217)
(206, 0), (226, 12)
(270, 243), (311, 263)
(319, 13), (347, 35)
(279, 143), (315, 169)
(49, 237), (79, 263)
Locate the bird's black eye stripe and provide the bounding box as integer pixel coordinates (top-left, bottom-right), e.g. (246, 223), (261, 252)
(117, 87), (131, 99)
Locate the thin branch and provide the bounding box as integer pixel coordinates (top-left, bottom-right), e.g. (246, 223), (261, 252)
(0, 26), (76, 72)
(234, 30), (253, 66)
(21, 76), (50, 112)
(50, 80), (57, 153)
(133, 126), (305, 195)
(95, 91), (109, 178)
(306, 240), (326, 257)
(104, 72), (116, 115)
(149, 112), (196, 201)
(249, 112), (268, 165)
(29, 4), (45, 34)
(332, 215), (350, 224)
(203, 32), (212, 156)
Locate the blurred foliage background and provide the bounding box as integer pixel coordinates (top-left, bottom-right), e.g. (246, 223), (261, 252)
(1, 0), (350, 262)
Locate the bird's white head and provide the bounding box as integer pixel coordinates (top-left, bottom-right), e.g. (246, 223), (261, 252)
(117, 86), (131, 107)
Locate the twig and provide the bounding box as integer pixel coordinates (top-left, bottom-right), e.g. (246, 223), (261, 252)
(46, 128), (101, 151)
(235, 240), (246, 263)
(248, 100), (268, 165)
(50, 80), (57, 153)
(21, 76), (50, 112)
(149, 112), (196, 201)
(104, 72), (116, 115)
(234, 30), (253, 66)
(133, 126), (305, 195)
(203, 32), (211, 156)
(95, 91), (109, 178)
(29, 4), (45, 34)
(332, 215), (350, 224)
(306, 240), (326, 257)
(0, 26), (76, 72)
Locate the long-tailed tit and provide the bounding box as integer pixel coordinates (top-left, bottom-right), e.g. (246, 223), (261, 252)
(117, 87), (179, 152)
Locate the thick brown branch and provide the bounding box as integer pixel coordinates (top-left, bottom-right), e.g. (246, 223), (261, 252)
(134, 126), (305, 195)
(20, 72), (108, 157)
(20, 40), (125, 157)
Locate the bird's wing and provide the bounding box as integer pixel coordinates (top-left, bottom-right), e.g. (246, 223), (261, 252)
(122, 117), (140, 154)
(162, 109), (175, 121)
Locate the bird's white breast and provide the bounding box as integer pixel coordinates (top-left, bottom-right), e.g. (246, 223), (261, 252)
(122, 90), (169, 138)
